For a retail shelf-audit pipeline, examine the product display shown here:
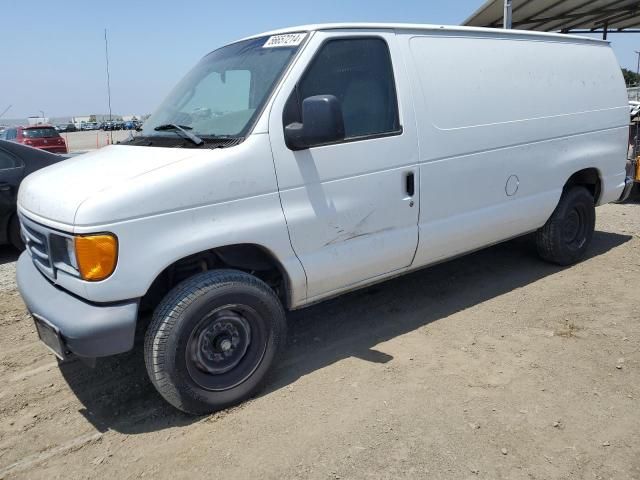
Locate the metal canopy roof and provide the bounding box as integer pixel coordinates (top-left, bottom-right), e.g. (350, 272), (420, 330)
(464, 0), (640, 34)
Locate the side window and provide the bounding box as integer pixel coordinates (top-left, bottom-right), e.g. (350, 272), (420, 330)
(7, 129), (17, 140)
(287, 38), (400, 140)
(0, 150), (19, 169)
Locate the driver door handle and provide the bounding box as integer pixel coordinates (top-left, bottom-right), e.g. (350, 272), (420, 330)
(405, 172), (415, 197)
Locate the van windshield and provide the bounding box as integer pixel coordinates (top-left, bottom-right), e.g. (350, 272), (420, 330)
(142, 34), (306, 140)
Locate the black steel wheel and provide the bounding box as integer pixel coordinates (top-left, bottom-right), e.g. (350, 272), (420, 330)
(144, 269), (286, 414)
(185, 304), (266, 391)
(536, 186), (595, 265)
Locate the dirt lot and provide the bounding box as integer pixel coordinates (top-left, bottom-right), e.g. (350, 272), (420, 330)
(0, 202), (638, 479)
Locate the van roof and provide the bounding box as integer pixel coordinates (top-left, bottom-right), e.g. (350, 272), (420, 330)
(242, 23), (607, 46)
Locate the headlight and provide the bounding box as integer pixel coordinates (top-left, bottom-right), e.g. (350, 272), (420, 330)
(74, 233), (118, 281)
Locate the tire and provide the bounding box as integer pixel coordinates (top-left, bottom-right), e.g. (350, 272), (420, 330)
(144, 269), (286, 415)
(536, 186), (595, 266)
(8, 215), (24, 251)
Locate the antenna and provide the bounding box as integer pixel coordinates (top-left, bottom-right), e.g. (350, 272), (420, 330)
(104, 28), (113, 144)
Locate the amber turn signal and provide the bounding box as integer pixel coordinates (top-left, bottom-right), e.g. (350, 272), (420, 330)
(74, 234), (118, 281)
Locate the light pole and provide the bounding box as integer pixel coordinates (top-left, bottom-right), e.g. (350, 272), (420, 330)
(39, 110), (45, 124)
(104, 28), (114, 145)
(635, 51), (640, 161)
(635, 50), (640, 101)
(0, 105), (11, 120)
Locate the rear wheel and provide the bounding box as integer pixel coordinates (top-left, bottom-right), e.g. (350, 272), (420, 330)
(536, 186), (595, 266)
(144, 269), (286, 414)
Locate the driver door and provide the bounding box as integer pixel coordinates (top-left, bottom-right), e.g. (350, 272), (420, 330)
(268, 31), (420, 301)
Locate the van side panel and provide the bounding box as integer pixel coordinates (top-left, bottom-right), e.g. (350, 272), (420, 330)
(403, 33), (628, 267)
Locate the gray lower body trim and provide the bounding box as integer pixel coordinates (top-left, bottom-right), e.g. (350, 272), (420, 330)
(16, 252), (138, 358)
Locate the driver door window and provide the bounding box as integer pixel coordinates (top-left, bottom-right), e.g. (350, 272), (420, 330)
(285, 38), (401, 141)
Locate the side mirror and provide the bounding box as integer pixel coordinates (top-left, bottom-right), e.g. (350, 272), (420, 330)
(284, 95), (345, 150)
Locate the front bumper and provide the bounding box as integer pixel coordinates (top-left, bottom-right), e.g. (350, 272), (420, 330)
(617, 176), (635, 203)
(16, 252), (138, 359)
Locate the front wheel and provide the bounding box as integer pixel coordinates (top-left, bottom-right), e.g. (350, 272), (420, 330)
(144, 269), (286, 414)
(536, 186), (595, 266)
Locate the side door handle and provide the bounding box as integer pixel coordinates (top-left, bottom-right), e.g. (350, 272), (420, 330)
(405, 172), (415, 197)
(0, 183), (11, 193)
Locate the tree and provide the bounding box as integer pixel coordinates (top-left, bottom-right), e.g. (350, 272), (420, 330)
(622, 68), (640, 87)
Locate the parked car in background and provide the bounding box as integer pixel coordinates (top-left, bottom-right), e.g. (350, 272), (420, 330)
(55, 123), (77, 133)
(0, 126), (67, 154)
(0, 140), (63, 250)
(101, 121), (122, 131)
(81, 122), (100, 131)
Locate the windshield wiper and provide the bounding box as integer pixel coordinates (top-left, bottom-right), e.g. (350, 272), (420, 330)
(153, 124), (204, 146)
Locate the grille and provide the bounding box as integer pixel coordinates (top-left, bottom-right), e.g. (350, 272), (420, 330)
(20, 215), (55, 280)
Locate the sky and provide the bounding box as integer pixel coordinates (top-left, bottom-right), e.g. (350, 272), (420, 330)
(1, 0), (639, 120)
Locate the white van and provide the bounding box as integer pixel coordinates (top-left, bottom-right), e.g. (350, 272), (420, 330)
(17, 24), (633, 414)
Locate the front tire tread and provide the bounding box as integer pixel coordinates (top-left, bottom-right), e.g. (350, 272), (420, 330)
(144, 269), (285, 414)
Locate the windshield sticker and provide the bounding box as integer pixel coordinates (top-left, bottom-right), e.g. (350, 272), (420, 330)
(263, 33), (306, 48)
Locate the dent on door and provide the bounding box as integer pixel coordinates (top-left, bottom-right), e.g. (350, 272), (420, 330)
(282, 147), (418, 298)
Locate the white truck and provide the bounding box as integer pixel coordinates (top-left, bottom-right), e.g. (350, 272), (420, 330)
(16, 24), (633, 414)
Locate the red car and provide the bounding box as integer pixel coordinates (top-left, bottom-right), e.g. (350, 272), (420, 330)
(0, 125), (68, 154)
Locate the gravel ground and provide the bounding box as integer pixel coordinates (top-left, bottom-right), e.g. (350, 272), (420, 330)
(0, 201), (638, 480)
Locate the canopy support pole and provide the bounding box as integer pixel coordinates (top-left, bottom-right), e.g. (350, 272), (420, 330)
(504, 0), (513, 29)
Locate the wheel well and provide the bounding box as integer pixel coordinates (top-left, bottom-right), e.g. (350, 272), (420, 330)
(140, 244), (291, 313)
(564, 168), (601, 203)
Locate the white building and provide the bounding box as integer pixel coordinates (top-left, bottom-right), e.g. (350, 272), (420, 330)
(27, 116), (49, 126)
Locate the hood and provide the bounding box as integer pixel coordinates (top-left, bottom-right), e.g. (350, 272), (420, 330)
(18, 145), (195, 225)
